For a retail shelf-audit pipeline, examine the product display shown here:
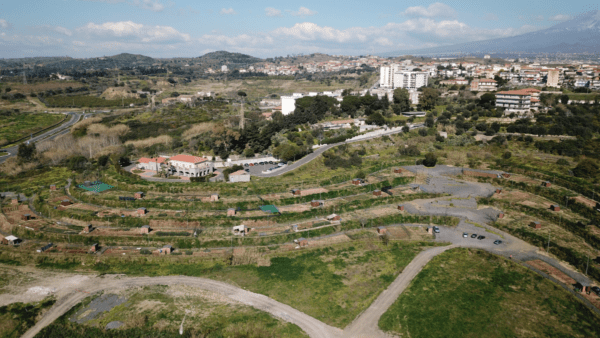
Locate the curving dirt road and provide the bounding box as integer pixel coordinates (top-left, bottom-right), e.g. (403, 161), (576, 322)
(22, 276), (343, 338)
(342, 245), (456, 338)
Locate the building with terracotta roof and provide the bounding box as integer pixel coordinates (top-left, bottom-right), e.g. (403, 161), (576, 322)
(137, 157), (167, 170)
(229, 170), (251, 183)
(496, 89), (538, 112)
(167, 155), (214, 178)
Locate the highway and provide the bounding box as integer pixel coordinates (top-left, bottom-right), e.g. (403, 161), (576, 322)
(0, 112), (85, 164)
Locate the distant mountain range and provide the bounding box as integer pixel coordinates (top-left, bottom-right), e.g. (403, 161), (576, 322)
(382, 10), (600, 57)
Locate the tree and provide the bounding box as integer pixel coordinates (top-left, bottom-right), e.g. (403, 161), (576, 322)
(402, 125), (410, 133)
(400, 145), (421, 156)
(393, 88), (410, 113)
(479, 93), (496, 107)
(425, 116), (435, 128)
(17, 142), (36, 162)
(572, 159), (599, 178)
(418, 128), (428, 137)
(420, 88), (439, 110)
(502, 151), (512, 159)
(68, 155), (88, 171)
(422, 152), (437, 167)
(366, 112), (386, 126)
(4, 87), (11, 93)
(97, 155), (110, 167)
(560, 94), (570, 105)
(170, 92), (180, 97)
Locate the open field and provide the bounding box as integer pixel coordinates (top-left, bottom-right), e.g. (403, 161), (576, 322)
(0, 113), (64, 146)
(379, 248), (600, 338)
(34, 285), (307, 338)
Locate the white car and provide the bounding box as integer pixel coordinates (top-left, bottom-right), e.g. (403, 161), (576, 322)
(463, 233), (468, 238)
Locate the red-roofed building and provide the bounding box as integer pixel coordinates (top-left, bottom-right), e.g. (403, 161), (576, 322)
(168, 155), (214, 178)
(496, 88), (539, 112)
(137, 157), (167, 170)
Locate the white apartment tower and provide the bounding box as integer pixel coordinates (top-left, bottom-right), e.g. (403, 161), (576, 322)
(393, 71), (429, 90)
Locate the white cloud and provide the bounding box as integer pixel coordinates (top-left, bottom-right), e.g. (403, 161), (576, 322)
(374, 37), (393, 46)
(549, 14), (574, 22)
(265, 7), (282, 17)
(77, 21), (191, 43)
(401, 3), (456, 18)
(289, 7), (317, 17)
(0, 19), (12, 29)
(220, 8), (236, 15)
(38, 26), (73, 36)
(131, 0), (164, 12)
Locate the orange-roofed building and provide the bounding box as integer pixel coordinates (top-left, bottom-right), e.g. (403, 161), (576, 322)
(137, 157), (168, 170)
(496, 88), (540, 112)
(168, 155), (214, 178)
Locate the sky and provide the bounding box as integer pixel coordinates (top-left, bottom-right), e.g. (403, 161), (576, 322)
(0, 0), (597, 59)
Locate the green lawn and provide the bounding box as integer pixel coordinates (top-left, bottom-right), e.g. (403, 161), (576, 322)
(379, 248), (600, 338)
(0, 113), (63, 146)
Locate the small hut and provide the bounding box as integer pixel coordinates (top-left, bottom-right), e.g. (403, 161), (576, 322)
(495, 188), (502, 194)
(21, 214), (31, 221)
(140, 225), (150, 234)
(291, 189), (301, 196)
(210, 194), (219, 201)
(542, 181), (551, 187)
(310, 200), (324, 207)
(397, 205), (405, 211)
(550, 204), (561, 212)
(373, 189), (382, 196)
(137, 207), (147, 215)
(393, 168), (403, 174)
(498, 212), (504, 219)
(50, 184), (57, 191)
(377, 226), (387, 234)
(90, 243), (99, 252)
(352, 178), (364, 186)
(134, 191), (145, 199)
(297, 237), (308, 247)
(83, 224), (92, 233)
(530, 221), (542, 229)
(227, 208), (236, 216)
(60, 200), (72, 206)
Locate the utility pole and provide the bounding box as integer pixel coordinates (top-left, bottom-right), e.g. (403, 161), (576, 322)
(586, 255), (590, 276)
(547, 230), (551, 253)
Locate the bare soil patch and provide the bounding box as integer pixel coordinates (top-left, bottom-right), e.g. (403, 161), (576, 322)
(526, 260), (576, 285)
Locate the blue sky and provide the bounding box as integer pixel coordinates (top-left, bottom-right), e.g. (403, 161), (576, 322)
(0, 0), (596, 58)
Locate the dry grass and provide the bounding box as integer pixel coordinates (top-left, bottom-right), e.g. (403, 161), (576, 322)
(124, 135), (172, 149)
(70, 117), (101, 132)
(182, 122), (215, 139)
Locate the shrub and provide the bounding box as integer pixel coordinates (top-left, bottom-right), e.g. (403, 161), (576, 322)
(572, 159), (599, 178)
(422, 153), (437, 167)
(556, 158), (569, 166)
(502, 151), (512, 159)
(418, 128), (428, 137)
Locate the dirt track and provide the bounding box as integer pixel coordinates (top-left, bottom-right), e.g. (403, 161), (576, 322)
(22, 276), (343, 338)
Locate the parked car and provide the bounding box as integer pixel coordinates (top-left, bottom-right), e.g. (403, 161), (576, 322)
(493, 240), (502, 245)
(471, 234), (478, 238)
(244, 169), (250, 172)
(463, 232), (468, 238)
(259, 162), (265, 165)
(268, 161), (273, 164)
(592, 286), (600, 296)
(244, 163), (249, 167)
(433, 226), (440, 233)
(477, 235), (485, 240)
(249, 163), (254, 166)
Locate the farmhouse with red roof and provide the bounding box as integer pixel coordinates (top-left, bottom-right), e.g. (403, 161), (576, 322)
(167, 154), (214, 178)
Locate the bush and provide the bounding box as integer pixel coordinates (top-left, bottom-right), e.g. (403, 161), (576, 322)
(418, 128), (428, 137)
(572, 159), (599, 178)
(422, 153), (437, 167)
(400, 145), (421, 156)
(556, 158), (569, 166)
(502, 151), (512, 159)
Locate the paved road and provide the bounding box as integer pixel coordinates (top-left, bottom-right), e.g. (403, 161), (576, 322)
(0, 112), (84, 164)
(254, 123), (424, 178)
(22, 276), (343, 338)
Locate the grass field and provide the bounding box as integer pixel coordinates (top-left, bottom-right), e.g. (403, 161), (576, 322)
(0, 113), (63, 146)
(379, 248), (600, 338)
(35, 285), (307, 338)
(0, 297), (56, 338)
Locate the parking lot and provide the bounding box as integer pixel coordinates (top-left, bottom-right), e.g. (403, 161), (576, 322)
(242, 161), (287, 175)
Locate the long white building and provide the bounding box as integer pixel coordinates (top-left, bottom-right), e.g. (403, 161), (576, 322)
(281, 93), (304, 115)
(380, 65), (429, 90)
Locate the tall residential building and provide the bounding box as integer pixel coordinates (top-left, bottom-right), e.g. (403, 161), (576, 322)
(495, 89), (533, 112)
(393, 71), (429, 89)
(470, 79), (497, 92)
(379, 64), (400, 88)
(546, 69), (560, 87)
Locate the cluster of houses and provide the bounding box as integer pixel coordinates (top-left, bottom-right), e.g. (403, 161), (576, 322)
(137, 155), (215, 179)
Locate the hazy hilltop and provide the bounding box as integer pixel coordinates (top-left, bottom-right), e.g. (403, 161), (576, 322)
(383, 10), (600, 56)
(196, 51), (263, 68)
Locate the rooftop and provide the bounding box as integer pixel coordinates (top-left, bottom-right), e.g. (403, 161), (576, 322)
(169, 154), (208, 164)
